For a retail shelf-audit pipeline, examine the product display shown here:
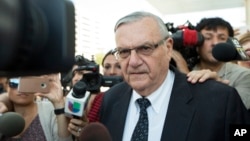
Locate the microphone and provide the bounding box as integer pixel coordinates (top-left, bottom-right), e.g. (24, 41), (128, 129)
(64, 81), (90, 117)
(0, 112), (25, 137)
(212, 37), (250, 62)
(79, 122), (112, 141)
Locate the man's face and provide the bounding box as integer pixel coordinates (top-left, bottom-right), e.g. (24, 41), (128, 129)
(115, 17), (173, 96)
(197, 27), (230, 63)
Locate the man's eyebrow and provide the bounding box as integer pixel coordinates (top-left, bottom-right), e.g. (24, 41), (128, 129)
(203, 32), (212, 35)
(116, 41), (154, 49)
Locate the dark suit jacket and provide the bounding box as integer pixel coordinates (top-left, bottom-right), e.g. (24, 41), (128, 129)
(100, 66), (250, 141)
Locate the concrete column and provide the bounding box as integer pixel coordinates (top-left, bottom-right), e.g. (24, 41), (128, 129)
(245, 0), (250, 26)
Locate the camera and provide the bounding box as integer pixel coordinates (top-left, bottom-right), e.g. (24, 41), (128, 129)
(77, 60), (123, 93)
(0, 0), (75, 77)
(166, 21), (204, 70)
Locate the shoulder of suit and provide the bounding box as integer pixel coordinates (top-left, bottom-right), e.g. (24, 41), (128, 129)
(104, 82), (131, 97)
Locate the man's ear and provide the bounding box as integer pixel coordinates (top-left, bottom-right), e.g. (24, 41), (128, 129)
(166, 38), (173, 51)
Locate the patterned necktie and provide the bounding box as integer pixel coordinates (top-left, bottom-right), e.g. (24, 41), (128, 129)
(131, 98), (151, 141)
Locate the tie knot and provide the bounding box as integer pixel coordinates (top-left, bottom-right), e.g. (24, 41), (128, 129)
(137, 98), (151, 110)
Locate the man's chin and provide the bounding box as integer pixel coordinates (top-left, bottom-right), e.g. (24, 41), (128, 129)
(129, 79), (147, 89)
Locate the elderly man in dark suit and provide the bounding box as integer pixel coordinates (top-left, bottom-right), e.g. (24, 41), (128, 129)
(100, 11), (250, 141)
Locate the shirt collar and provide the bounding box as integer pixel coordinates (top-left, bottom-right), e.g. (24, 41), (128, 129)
(131, 69), (175, 113)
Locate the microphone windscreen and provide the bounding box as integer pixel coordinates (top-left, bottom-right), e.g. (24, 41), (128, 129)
(212, 42), (241, 62)
(79, 122), (112, 141)
(0, 112), (25, 137)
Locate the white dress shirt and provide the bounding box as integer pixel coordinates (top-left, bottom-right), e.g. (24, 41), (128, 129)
(122, 70), (175, 141)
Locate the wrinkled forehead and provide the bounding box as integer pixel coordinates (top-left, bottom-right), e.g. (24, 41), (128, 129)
(115, 18), (162, 47)
(202, 26), (230, 34)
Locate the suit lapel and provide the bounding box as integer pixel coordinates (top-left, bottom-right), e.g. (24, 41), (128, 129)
(107, 67), (195, 141)
(161, 67), (195, 141)
(109, 85), (132, 141)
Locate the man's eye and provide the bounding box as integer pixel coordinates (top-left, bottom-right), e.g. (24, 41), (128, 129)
(219, 38), (227, 42)
(141, 46), (151, 50)
(119, 49), (130, 54)
(138, 46), (152, 52)
(204, 36), (211, 40)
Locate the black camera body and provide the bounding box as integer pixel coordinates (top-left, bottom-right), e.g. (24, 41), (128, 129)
(166, 21), (204, 70)
(0, 0), (75, 77)
(77, 61), (123, 93)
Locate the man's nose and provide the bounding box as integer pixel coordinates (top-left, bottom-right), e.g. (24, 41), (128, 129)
(128, 50), (143, 67)
(212, 37), (220, 46)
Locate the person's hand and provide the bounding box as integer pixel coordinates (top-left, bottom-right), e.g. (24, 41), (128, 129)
(68, 115), (89, 138)
(0, 92), (13, 113)
(0, 102), (8, 113)
(171, 50), (190, 74)
(187, 69), (230, 84)
(35, 73), (65, 108)
(234, 28), (241, 37)
(234, 27), (250, 37)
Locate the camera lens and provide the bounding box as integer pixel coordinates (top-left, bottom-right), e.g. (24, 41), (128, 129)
(41, 83), (47, 88)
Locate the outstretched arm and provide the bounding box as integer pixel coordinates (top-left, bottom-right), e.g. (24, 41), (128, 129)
(35, 74), (71, 139)
(171, 50), (230, 85)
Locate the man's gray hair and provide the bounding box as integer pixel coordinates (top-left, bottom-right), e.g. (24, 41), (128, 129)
(114, 11), (170, 38)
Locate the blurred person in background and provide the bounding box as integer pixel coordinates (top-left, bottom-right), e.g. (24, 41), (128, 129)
(0, 77), (8, 94)
(237, 32), (250, 68)
(173, 17), (250, 110)
(0, 74), (72, 141)
(61, 55), (94, 96)
(68, 49), (123, 140)
(102, 49), (123, 77)
(87, 49), (123, 120)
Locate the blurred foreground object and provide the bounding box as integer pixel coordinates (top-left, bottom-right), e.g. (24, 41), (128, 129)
(79, 122), (112, 141)
(0, 112), (25, 138)
(0, 0), (75, 77)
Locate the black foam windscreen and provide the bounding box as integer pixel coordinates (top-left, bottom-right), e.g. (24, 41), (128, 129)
(212, 42), (241, 62)
(0, 112), (25, 137)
